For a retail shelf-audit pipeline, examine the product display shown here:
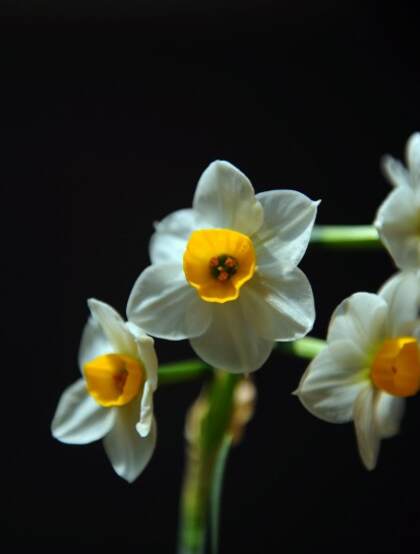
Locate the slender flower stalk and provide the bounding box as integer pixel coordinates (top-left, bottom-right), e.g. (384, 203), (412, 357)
(158, 359), (211, 385)
(310, 225), (381, 249)
(275, 337), (326, 359)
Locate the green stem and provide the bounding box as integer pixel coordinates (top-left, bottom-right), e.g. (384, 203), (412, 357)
(275, 337), (326, 359)
(210, 435), (232, 554)
(310, 225), (381, 249)
(178, 372), (239, 554)
(158, 359), (210, 385)
(172, 338), (324, 553)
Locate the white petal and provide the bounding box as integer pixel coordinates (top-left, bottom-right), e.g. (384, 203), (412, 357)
(296, 345), (368, 424)
(327, 338), (367, 369)
(381, 155), (410, 188)
(406, 132), (420, 185)
(254, 190), (319, 272)
(408, 319), (420, 342)
(375, 182), (418, 229)
(192, 160), (263, 235)
(190, 300), (273, 373)
(378, 271), (420, 336)
(353, 386), (380, 470)
(126, 322), (158, 390)
(51, 378), (116, 444)
(241, 267), (315, 341)
(137, 380), (154, 437)
(103, 402), (157, 483)
(327, 292), (387, 353)
(127, 263), (212, 340)
(88, 299), (137, 357)
(378, 271), (405, 301)
(78, 316), (112, 371)
(374, 391), (405, 439)
(374, 185), (420, 270)
(150, 209), (202, 264)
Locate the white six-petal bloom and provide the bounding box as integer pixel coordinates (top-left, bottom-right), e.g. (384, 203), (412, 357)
(51, 299), (158, 483)
(127, 160), (319, 374)
(296, 271), (420, 470)
(375, 132), (420, 269)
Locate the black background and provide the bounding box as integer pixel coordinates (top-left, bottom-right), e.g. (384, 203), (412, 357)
(2, 1), (420, 551)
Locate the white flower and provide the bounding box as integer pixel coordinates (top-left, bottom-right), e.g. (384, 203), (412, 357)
(375, 132), (420, 269)
(127, 160), (318, 373)
(51, 299), (158, 483)
(296, 271), (420, 470)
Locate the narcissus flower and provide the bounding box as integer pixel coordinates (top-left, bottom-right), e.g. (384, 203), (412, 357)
(127, 160), (318, 373)
(52, 299), (158, 482)
(296, 271), (420, 470)
(375, 132), (420, 269)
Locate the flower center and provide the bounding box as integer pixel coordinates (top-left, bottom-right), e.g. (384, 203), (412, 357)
(183, 228), (256, 303)
(371, 337), (420, 397)
(83, 353), (145, 407)
(209, 254), (239, 281)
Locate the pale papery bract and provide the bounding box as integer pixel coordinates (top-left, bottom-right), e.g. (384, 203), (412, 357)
(127, 160), (319, 374)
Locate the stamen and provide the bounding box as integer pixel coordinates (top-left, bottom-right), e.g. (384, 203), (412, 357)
(209, 254), (239, 281)
(113, 368), (128, 394)
(225, 257), (236, 268)
(218, 270), (229, 282)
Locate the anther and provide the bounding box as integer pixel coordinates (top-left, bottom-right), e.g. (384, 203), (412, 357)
(209, 254), (239, 282)
(218, 270), (229, 282)
(113, 369), (128, 394)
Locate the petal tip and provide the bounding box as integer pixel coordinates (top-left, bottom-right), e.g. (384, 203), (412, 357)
(362, 458), (377, 471)
(87, 297), (99, 310)
(380, 154), (395, 179)
(407, 131), (420, 151)
(136, 421), (151, 438)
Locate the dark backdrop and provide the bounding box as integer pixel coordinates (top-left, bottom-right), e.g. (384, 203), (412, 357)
(2, 1), (420, 551)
